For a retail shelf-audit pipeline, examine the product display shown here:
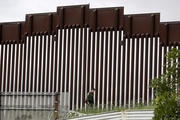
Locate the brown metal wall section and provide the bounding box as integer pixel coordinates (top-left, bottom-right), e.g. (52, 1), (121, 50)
(34, 33), (39, 92)
(160, 22), (180, 45)
(108, 28), (113, 105)
(78, 27), (83, 108)
(7, 42), (11, 92)
(22, 34), (27, 92)
(126, 35), (131, 105)
(0, 22), (24, 44)
(102, 28), (107, 105)
(144, 34), (149, 104)
(0, 4), (180, 110)
(15, 42), (20, 92)
(54, 28), (59, 92)
(0, 41), (3, 91)
(95, 28), (100, 106)
(130, 35), (135, 104)
(11, 43), (15, 92)
(112, 28), (118, 105)
(82, 25), (88, 106)
(121, 34), (126, 105)
(3, 43), (7, 92)
(123, 13), (160, 104)
(139, 34), (144, 103)
(117, 28), (122, 106)
(74, 26), (79, 109)
(66, 27), (71, 94)
(69, 26), (75, 109)
(99, 28), (104, 105)
(36, 32), (44, 92)
(30, 33), (35, 92)
(42, 32), (47, 93)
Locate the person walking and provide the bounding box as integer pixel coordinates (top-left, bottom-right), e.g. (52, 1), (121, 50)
(85, 88), (96, 109)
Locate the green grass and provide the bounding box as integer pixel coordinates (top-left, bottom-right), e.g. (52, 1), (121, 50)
(65, 102), (155, 118)
(75, 103), (155, 114)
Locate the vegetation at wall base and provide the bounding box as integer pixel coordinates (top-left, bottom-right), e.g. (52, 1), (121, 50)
(150, 48), (180, 120)
(76, 103), (154, 114)
(66, 103), (154, 118)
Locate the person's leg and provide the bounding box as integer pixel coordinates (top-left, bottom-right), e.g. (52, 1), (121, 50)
(90, 103), (93, 112)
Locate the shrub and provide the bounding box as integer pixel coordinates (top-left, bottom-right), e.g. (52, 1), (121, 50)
(151, 48), (180, 120)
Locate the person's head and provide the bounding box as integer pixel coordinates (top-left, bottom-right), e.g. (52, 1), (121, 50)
(91, 88), (96, 92)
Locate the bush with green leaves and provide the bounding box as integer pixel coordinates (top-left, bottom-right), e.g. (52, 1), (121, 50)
(151, 48), (180, 120)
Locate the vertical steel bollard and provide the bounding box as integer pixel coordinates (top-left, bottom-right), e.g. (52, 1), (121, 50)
(54, 92), (59, 120)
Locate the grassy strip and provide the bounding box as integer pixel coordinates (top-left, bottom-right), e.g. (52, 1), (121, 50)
(76, 104), (155, 114)
(66, 103), (155, 118)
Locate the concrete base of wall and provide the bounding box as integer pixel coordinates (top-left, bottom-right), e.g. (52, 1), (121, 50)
(0, 110), (55, 120)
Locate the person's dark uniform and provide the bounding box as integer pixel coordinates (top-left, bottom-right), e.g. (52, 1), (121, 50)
(86, 92), (94, 104)
(85, 89), (95, 107)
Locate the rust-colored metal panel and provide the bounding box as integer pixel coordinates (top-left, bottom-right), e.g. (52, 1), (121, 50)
(52, 13), (58, 31)
(57, 5), (89, 27)
(0, 22), (24, 43)
(124, 13), (160, 36)
(160, 23), (168, 44)
(25, 12), (56, 34)
(160, 22), (180, 45)
(89, 7), (124, 30)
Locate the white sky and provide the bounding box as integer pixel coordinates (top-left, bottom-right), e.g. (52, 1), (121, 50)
(0, 0), (180, 22)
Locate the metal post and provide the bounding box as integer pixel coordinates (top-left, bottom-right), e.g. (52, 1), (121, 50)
(54, 92), (59, 120)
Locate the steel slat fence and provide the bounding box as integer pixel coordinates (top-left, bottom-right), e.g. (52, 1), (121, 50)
(0, 5), (180, 111)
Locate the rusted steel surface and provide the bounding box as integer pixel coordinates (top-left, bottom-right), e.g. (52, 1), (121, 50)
(57, 5), (89, 27)
(0, 22), (24, 43)
(123, 14), (160, 37)
(0, 4), (180, 110)
(89, 7), (124, 30)
(25, 12), (57, 34)
(160, 22), (180, 45)
(0, 5), (179, 44)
